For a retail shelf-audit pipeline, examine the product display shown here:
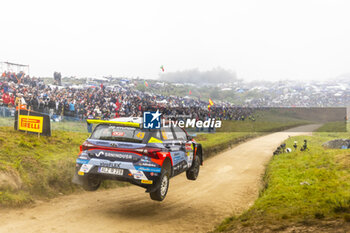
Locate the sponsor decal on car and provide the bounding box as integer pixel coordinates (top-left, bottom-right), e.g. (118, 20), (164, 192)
(148, 137), (163, 143)
(185, 143), (193, 151)
(112, 131), (125, 137)
(187, 152), (193, 167)
(76, 158), (89, 164)
(78, 155), (88, 159)
(132, 171), (145, 179)
(88, 159), (136, 170)
(129, 169), (147, 180)
(172, 153), (184, 164)
(78, 171), (85, 176)
(134, 166), (161, 173)
(95, 151), (104, 157)
(134, 174), (143, 179)
(100, 162), (121, 168)
(95, 151), (133, 160)
(140, 157), (150, 162)
(141, 180), (153, 184)
(79, 164), (93, 173)
(138, 162), (157, 167)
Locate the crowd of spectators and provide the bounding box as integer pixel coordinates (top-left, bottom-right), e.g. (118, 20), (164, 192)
(0, 72), (254, 121)
(233, 80), (350, 108)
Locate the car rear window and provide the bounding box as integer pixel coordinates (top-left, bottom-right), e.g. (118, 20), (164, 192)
(173, 127), (187, 140)
(161, 127), (175, 140)
(91, 125), (147, 143)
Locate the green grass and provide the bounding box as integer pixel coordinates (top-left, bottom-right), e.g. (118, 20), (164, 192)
(215, 129), (350, 232)
(315, 121), (349, 132)
(0, 127), (128, 207)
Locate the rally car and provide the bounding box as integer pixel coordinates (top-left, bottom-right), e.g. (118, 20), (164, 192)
(72, 117), (203, 201)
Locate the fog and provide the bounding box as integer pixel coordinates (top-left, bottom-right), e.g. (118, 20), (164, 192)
(1, 0), (350, 82)
(160, 68), (238, 84)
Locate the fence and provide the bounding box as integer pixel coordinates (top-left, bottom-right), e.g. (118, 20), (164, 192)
(0, 106), (213, 134)
(0, 106), (88, 133)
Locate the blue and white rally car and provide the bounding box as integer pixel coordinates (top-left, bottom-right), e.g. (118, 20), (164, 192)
(72, 117), (203, 201)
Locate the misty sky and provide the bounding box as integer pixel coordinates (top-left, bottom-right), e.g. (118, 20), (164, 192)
(1, 0), (349, 81)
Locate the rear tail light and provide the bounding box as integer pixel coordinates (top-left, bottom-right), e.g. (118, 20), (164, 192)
(141, 147), (162, 159)
(81, 141), (97, 152)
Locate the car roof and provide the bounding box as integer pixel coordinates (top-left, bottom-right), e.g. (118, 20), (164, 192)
(110, 117), (143, 124)
(87, 117), (142, 128)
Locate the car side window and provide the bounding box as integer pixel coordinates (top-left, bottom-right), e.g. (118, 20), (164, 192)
(161, 127), (175, 140)
(154, 130), (161, 139)
(148, 129), (161, 140)
(174, 127), (187, 140)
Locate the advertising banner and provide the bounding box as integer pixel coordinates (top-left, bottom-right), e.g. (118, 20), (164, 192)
(14, 110), (51, 136)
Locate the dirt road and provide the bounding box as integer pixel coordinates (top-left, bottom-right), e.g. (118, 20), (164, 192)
(0, 125), (319, 233)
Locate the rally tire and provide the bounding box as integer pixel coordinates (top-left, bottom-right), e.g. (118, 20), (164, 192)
(82, 175), (101, 191)
(186, 155), (200, 180)
(150, 170), (169, 201)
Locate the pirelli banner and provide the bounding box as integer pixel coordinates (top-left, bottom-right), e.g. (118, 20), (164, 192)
(14, 110), (51, 136)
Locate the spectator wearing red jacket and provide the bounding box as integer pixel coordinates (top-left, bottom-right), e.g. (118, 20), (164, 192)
(2, 92), (10, 106)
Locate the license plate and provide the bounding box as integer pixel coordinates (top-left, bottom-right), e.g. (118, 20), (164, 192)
(98, 167), (123, 175)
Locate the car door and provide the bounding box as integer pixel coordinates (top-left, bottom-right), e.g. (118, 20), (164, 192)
(160, 126), (187, 176)
(173, 126), (194, 172)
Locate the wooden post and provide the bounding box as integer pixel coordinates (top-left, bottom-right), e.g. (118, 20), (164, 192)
(17, 97), (20, 131)
(26, 106), (31, 134)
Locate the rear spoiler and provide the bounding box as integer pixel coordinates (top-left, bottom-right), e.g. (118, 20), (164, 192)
(86, 119), (140, 128)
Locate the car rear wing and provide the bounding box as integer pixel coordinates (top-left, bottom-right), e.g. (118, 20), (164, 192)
(86, 119), (141, 128)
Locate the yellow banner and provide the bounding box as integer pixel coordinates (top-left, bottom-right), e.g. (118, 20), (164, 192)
(18, 115), (44, 133)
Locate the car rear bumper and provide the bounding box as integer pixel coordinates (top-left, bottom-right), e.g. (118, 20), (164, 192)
(74, 157), (161, 187)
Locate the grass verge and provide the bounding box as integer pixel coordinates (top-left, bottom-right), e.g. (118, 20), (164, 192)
(215, 130), (350, 232)
(0, 127), (127, 207)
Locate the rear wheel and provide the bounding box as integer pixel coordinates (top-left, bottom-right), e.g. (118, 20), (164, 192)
(186, 155), (200, 180)
(82, 175), (101, 191)
(150, 170), (169, 201)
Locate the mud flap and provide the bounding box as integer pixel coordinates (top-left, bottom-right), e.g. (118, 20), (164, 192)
(145, 179), (161, 193)
(72, 173), (85, 186)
